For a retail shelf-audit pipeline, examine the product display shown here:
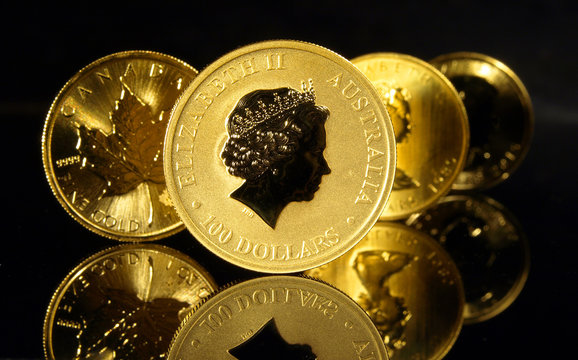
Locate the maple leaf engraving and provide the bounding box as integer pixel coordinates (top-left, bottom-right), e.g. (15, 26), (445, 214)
(76, 83), (166, 197)
(75, 288), (188, 360)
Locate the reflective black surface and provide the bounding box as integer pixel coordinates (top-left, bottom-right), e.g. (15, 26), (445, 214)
(2, 2), (577, 359)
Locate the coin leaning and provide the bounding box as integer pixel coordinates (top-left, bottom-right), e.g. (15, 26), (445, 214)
(351, 53), (469, 220)
(43, 244), (218, 360)
(406, 194), (530, 324)
(164, 40), (396, 273)
(42, 50), (198, 241)
(305, 222), (465, 360)
(430, 52), (534, 190)
(167, 275), (389, 360)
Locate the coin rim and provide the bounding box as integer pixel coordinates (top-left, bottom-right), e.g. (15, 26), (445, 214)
(163, 40), (396, 273)
(350, 52), (470, 220)
(429, 51), (535, 191)
(166, 275), (390, 360)
(41, 50), (197, 241)
(42, 243), (218, 360)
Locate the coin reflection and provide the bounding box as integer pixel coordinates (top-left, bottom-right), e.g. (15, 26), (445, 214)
(306, 222), (464, 360)
(44, 244), (217, 360)
(406, 194), (530, 324)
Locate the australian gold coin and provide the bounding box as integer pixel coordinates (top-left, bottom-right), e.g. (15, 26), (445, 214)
(351, 53), (469, 220)
(164, 40), (396, 273)
(306, 222), (465, 360)
(167, 275), (389, 360)
(42, 51), (198, 241)
(43, 244), (217, 360)
(430, 52), (534, 190)
(406, 194), (530, 324)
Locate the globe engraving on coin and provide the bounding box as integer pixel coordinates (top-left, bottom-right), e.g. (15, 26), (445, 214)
(42, 51), (198, 241)
(164, 40), (396, 273)
(306, 222), (465, 360)
(167, 276), (389, 360)
(351, 53), (469, 220)
(406, 194), (530, 323)
(43, 244), (218, 360)
(430, 52), (534, 190)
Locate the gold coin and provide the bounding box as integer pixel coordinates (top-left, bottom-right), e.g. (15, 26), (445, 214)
(406, 194), (530, 324)
(167, 275), (389, 360)
(306, 221), (465, 360)
(42, 51), (197, 241)
(43, 244), (217, 360)
(351, 53), (469, 220)
(430, 52), (534, 190)
(164, 40), (396, 273)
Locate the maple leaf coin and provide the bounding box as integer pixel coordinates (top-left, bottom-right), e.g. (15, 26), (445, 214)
(43, 244), (217, 360)
(42, 51), (198, 241)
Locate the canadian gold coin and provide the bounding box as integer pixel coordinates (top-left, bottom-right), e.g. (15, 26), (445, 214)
(306, 222), (465, 360)
(430, 52), (534, 190)
(42, 51), (197, 241)
(43, 244), (217, 360)
(167, 275), (389, 360)
(164, 40), (396, 273)
(406, 194), (530, 324)
(351, 53), (469, 220)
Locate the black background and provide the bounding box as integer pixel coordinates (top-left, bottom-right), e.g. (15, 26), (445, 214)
(2, 1), (577, 359)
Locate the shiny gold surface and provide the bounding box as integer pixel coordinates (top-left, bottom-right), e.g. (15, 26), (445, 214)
(168, 276), (389, 359)
(430, 52), (534, 190)
(43, 244), (217, 360)
(407, 194), (530, 324)
(306, 222), (464, 360)
(42, 51), (197, 241)
(351, 53), (469, 220)
(164, 40), (396, 273)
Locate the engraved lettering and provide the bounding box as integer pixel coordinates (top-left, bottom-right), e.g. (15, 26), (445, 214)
(57, 318), (82, 330)
(200, 215), (232, 244)
(149, 63), (164, 77)
(77, 87), (92, 100)
(239, 58), (259, 77)
(265, 53), (286, 70)
(95, 68), (112, 84)
(195, 92), (213, 109)
(56, 155), (82, 168)
(353, 340), (376, 360)
(91, 210), (140, 232)
(208, 77), (226, 96)
(178, 173), (196, 188)
(222, 66), (242, 84)
(123, 63), (136, 78)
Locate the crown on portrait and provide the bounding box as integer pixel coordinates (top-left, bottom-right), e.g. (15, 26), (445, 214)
(228, 79), (316, 136)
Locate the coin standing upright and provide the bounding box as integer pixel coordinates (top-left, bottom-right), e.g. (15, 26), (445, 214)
(351, 53), (469, 220)
(164, 40), (396, 273)
(430, 52), (533, 190)
(42, 51), (197, 241)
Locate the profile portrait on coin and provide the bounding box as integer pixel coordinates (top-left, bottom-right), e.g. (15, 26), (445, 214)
(221, 80), (331, 229)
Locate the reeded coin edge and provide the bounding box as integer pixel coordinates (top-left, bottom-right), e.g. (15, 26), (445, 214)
(350, 52), (470, 220)
(41, 50), (197, 241)
(42, 243), (218, 360)
(163, 39), (396, 273)
(429, 51), (534, 191)
(167, 275), (390, 360)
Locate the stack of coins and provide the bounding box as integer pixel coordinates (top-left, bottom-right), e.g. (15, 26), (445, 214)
(41, 40), (532, 359)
